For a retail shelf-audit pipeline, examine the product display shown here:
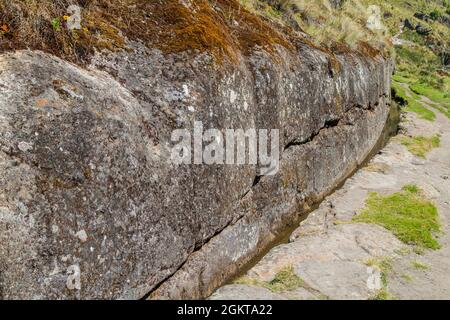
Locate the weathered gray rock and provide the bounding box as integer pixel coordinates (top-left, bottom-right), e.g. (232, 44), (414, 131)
(0, 26), (392, 299)
(209, 284), (286, 300)
(245, 224), (403, 283)
(212, 223), (403, 300)
(294, 260), (376, 300)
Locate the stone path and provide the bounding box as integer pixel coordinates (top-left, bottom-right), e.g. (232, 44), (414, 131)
(210, 91), (450, 300)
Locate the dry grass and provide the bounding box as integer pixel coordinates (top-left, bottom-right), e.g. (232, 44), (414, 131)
(0, 0), (388, 64)
(0, 0), (301, 64)
(0, 0), (129, 63)
(239, 0), (392, 54)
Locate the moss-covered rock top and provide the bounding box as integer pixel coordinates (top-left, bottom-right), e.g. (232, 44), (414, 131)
(0, 0), (389, 65)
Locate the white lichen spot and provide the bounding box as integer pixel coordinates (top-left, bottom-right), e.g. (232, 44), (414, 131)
(180, 0), (193, 9)
(188, 106), (195, 113)
(366, 266), (382, 291)
(230, 90), (238, 104)
(18, 141), (33, 152)
(66, 264), (81, 291)
(52, 225), (60, 234)
(49, 259), (61, 276)
(75, 230), (88, 243)
(243, 101), (248, 111)
(66, 5), (82, 30)
(182, 84), (190, 96)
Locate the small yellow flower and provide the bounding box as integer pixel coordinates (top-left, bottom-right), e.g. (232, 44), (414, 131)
(63, 15), (70, 21)
(1, 23), (9, 33)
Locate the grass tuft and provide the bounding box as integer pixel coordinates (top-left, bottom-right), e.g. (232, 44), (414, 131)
(411, 260), (429, 271)
(399, 135), (441, 158)
(365, 256), (393, 287)
(370, 288), (395, 300)
(239, 0), (391, 54)
(234, 265), (304, 293)
(401, 274), (413, 282)
(353, 185), (441, 250)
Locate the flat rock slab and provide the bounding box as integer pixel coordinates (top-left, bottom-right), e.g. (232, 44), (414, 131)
(294, 260), (376, 300)
(247, 224), (403, 283)
(209, 285), (286, 300)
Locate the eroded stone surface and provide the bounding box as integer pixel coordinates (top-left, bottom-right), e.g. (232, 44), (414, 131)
(0, 32), (392, 299)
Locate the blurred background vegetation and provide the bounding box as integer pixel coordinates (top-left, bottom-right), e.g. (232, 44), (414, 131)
(239, 0), (449, 118)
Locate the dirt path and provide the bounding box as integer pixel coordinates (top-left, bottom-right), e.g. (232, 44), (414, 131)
(210, 90), (450, 300)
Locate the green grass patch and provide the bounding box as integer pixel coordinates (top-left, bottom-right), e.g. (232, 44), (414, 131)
(406, 100), (437, 122)
(410, 82), (450, 118)
(353, 185), (441, 250)
(392, 82), (436, 121)
(234, 265), (304, 293)
(392, 74), (415, 85)
(399, 135), (441, 158)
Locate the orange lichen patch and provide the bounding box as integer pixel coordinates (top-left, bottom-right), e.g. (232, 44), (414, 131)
(329, 41), (354, 55)
(213, 0), (295, 56)
(0, 23), (8, 33)
(36, 99), (50, 108)
(357, 41), (382, 59)
(328, 54), (342, 75)
(146, 0), (240, 62)
(90, 0), (296, 63)
(330, 39), (384, 60)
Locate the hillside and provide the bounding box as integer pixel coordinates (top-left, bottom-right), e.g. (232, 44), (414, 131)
(239, 0), (450, 118)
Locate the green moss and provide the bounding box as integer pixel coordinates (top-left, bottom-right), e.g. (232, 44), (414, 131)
(234, 265), (305, 293)
(399, 135), (440, 158)
(353, 185), (441, 250)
